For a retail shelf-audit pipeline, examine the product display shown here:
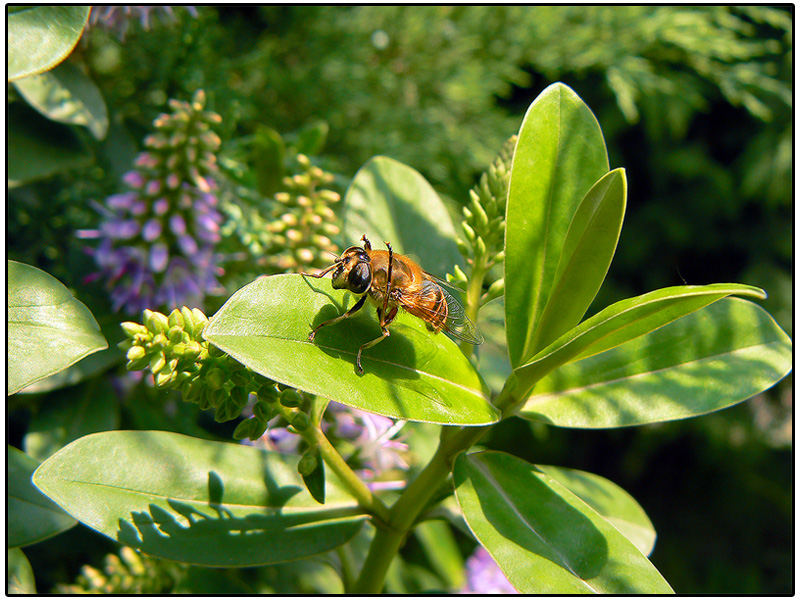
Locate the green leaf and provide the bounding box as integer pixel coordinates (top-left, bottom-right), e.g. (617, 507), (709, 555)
(24, 378), (121, 461)
(33, 430), (368, 566)
(453, 451), (672, 593)
(8, 102), (92, 186)
(520, 298), (793, 428)
(531, 168), (627, 353)
(8, 548), (36, 594)
(505, 83), (610, 367)
(292, 120), (329, 156)
(414, 520), (465, 591)
(534, 465), (656, 556)
(301, 446), (326, 504)
(17, 345), (123, 394)
(252, 125), (285, 196)
(342, 156), (463, 278)
(8, 261), (107, 395)
(9, 446), (77, 547)
(515, 283), (767, 394)
(13, 60), (109, 139)
(204, 274), (498, 425)
(8, 6), (91, 81)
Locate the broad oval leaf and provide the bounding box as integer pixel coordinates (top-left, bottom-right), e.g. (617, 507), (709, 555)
(8, 6), (90, 81)
(13, 61), (109, 139)
(8, 548), (36, 594)
(18, 346), (122, 394)
(520, 298), (792, 428)
(505, 83), (610, 368)
(453, 451), (672, 594)
(8, 261), (107, 395)
(515, 283), (767, 394)
(32, 430), (368, 566)
(532, 168), (627, 352)
(204, 274), (497, 425)
(342, 156), (463, 278)
(9, 446), (77, 547)
(534, 465), (656, 557)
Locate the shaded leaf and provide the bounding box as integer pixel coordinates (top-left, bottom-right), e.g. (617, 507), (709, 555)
(342, 156), (463, 278)
(252, 125), (285, 196)
(515, 283), (767, 395)
(454, 451), (672, 593)
(204, 274), (498, 425)
(414, 519), (465, 591)
(33, 431), (368, 566)
(505, 83), (609, 367)
(301, 446), (326, 504)
(8, 102), (92, 186)
(8, 6), (90, 81)
(292, 120), (330, 156)
(24, 378), (121, 461)
(8, 261), (107, 395)
(13, 60), (108, 139)
(520, 298), (793, 428)
(9, 446), (77, 547)
(535, 465), (656, 556)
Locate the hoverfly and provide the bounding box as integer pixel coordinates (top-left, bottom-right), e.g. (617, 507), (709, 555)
(302, 235), (483, 374)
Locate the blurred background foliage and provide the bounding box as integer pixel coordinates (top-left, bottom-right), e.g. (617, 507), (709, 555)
(8, 5), (791, 594)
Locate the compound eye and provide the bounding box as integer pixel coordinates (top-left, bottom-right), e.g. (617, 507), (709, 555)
(348, 262), (372, 294)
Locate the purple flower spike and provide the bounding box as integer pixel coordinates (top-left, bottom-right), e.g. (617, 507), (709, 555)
(142, 219), (163, 241)
(123, 170), (145, 189)
(103, 219), (140, 239)
(145, 180), (162, 196)
(153, 198), (170, 215)
(166, 173), (180, 189)
(106, 192), (138, 211)
(461, 547), (516, 594)
(169, 214), (187, 235)
(134, 152), (159, 169)
(75, 229), (101, 239)
(149, 243), (169, 273)
(178, 235), (199, 257)
(130, 200), (148, 216)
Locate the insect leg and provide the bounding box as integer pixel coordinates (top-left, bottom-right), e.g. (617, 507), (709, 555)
(308, 294), (368, 342)
(360, 234), (371, 251)
(300, 263), (338, 279)
(355, 305), (398, 374)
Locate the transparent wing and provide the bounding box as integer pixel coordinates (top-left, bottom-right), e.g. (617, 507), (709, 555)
(398, 276), (484, 345)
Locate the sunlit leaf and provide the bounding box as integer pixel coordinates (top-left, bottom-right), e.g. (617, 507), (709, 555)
(204, 274), (498, 425)
(8, 6), (90, 81)
(520, 298), (793, 428)
(505, 83), (610, 367)
(454, 451), (672, 593)
(33, 431), (368, 566)
(342, 156), (463, 277)
(8, 261), (107, 395)
(8, 548), (36, 594)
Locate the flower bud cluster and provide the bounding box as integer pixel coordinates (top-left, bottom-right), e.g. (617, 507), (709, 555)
(120, 307), (265, 429)
(264, 154), (342, 273)
(54, 546), (180, 594)
(450, 135), (516, 305)
(79, 89), (225, 314)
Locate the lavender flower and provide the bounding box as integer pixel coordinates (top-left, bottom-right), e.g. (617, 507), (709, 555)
(79, 90), (225, 314)
(252, 401), (409, 489)
(88, 6), (198, 40)
(461, 546), (517, 594)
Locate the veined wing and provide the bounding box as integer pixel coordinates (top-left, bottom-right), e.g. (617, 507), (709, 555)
(398, 277), (484, 345)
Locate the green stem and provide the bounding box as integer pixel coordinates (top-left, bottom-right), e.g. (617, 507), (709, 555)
(352, 379), (520, 593)
(459, 254), (487, 355)
(274, 403), (391, 524)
